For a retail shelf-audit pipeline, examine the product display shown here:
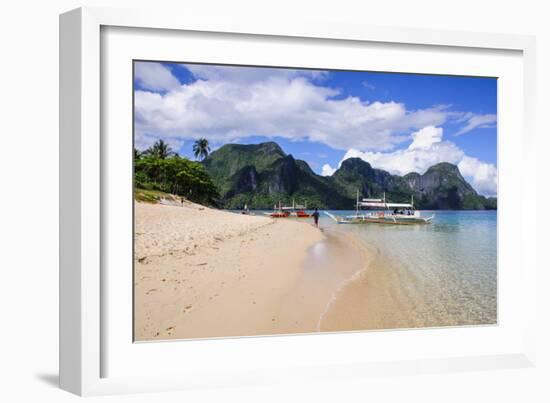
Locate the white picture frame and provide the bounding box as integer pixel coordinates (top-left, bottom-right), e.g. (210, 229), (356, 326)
(59, 6), (537, 396)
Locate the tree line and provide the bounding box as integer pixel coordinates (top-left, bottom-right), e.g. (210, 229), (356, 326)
(134, 138), (219, 206)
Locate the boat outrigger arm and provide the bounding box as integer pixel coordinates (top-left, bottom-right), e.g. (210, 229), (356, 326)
(326, 191), (434, 225)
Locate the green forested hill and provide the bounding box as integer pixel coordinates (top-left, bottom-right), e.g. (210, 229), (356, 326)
(202, 141), (497, 210)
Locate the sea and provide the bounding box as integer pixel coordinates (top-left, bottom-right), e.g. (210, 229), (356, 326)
(321, 210), (498, 327)
(231, 209), (497, 329)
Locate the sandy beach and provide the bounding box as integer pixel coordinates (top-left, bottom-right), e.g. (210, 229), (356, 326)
(134, 200), (492, 340)
(135, 201), (371, 340)
(319, 250), (419, 332)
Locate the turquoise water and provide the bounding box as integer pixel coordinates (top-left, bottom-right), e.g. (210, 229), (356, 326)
(322, 210), (497, 326)
(231, 209), (497, 327)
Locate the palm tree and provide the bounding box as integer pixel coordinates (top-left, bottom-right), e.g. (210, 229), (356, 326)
(145, 139), (175, 159)
(193, 138), (211, 161)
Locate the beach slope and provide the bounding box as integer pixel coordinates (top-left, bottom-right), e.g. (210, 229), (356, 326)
(134, 201), (324, 340)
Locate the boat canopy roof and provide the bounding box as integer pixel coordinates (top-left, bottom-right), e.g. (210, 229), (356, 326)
(358, 201), (413, 209)
(362, 198), (383, 202)
(280, 205), (306, 210)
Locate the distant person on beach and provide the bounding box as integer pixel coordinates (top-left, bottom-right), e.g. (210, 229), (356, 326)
(312, 208), (320, 227)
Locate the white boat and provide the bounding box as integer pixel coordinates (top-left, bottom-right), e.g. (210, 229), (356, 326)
(326, 192), (434, 225)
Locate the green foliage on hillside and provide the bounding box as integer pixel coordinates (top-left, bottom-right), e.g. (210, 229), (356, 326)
(202, 141), (497, 210)
(202, 143), (353, 209)
(134, 148), (219, 206)
(203, 142), (286, 195)
(133, 139), (496, 210)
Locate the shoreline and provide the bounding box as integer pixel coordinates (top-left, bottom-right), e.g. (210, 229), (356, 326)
(314, 226), (419, 333)
(319, 224), (497, 332)
(316, 228), (378, 330)
(134, 203), (384, 341)
(134, 201), (417, 341)
(319, 236), (416, 332)
(267, 227), (373, 335)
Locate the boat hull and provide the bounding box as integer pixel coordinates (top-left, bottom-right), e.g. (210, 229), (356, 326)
(265, 210), (311, 218)
(325, 211), (433, 225)
(347, 217), (431, 225)
(271, 213), (290, 218)
(294, 211), (311, 218)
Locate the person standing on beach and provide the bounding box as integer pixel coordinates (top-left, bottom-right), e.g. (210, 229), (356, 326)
(312, 208), (320, 228)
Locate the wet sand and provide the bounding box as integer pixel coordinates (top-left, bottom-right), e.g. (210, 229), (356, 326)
(320, 226), (496, 331)
(134, 202), (340, 340)
(134, 201), (413, 341)
(319, 245), (418, 332)
(267, 229), (371, 333)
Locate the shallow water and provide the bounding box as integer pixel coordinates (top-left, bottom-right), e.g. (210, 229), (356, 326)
(274, 230), (369, 331)
(321, 210), (497, 327)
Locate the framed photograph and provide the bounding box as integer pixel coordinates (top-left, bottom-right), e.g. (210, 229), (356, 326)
(60, 7), (537, 396)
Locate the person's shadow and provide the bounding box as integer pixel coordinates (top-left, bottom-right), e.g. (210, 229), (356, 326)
(35, 373), (59, 387)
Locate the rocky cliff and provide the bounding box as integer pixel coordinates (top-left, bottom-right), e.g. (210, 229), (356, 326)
(203, 142), (496, 210)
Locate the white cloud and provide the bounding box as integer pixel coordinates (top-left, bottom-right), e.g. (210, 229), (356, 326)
(458, 156), (498, 196)
(341, 126), (464, 176)
(134, 133), (184, 153)
(337, 126), (497, 196)
(184, 64), (328, 84)
(455, 113), (497, 136)
(409, 126), (443, 150)
(134, 62), (181, 92)
(321, 163), (336, 176)
(133, 63), (497, 195)
(134, 64), (451, 151)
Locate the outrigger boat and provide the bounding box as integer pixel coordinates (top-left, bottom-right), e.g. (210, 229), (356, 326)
(325, 192), (434, 225)
(291, 199), (311, 218)
(266, 204), (290, 218)
(265, 199), (311, 218)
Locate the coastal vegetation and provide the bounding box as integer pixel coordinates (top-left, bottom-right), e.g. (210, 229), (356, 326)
(193, 138), (211, 161)
(134, 140), (219, 206)
(134, 139), (496, 210)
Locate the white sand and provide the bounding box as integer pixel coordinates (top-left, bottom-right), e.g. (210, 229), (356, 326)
(134, 201), (325, 340)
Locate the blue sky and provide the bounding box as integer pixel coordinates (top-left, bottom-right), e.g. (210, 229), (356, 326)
(134, 61), (497, 195)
